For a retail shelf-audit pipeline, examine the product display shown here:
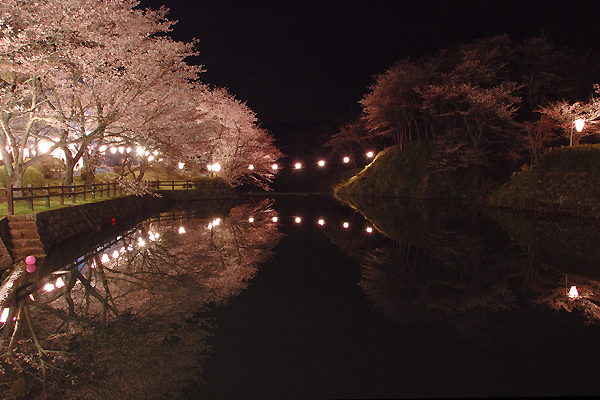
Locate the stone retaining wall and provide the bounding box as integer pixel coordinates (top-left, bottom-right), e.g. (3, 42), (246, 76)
(2, 189), (238, 261)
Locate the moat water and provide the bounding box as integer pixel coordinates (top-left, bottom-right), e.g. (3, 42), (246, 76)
(3, 193), (600, 399)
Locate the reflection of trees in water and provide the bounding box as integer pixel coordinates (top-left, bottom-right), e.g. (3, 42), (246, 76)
(490, 208), (600, 323)
(331, 195), (600, 346)
(0, 199), (281, 399)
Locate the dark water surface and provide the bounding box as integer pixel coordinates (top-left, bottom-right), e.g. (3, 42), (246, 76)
(3, 194), (600, 399)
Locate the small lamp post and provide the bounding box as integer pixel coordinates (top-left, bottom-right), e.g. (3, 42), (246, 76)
(570, 118), (586, 146)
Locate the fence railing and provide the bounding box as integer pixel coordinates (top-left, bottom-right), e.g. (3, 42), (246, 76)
(0, 180), (194, 215)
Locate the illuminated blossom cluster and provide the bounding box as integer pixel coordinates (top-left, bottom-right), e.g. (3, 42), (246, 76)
(0, 0), (281, 189)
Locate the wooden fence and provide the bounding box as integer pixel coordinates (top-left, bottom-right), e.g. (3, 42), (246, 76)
(0, 180), (194, 215)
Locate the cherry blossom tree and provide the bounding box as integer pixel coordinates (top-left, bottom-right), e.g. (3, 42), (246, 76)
(177, 86), (282, 190)
(537, 98), (600, 146)
(0, 0), (202, 187)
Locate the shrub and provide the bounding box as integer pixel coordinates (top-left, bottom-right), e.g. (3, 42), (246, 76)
(35, 157), (64, 178)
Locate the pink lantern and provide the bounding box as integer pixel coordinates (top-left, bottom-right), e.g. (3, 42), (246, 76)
(25, 256), (36, 265)
(26, 264), (36, 273)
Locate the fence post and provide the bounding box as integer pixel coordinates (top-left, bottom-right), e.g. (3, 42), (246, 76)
(172, 180), (175, 190)
(7, 184), (14, 215)
(45, 184), (50, 207)
(92, 184), (96, 200)
(71, 185), (76, 203)
(27, 184), (34, 210)
(107, 182), (111, 198)
(100, 182), (104, 198)
(83, 184), (87, 201)
(60, 183), (65, 205)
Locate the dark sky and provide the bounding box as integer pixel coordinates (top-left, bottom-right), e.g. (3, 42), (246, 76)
(139, 0), (600, 126)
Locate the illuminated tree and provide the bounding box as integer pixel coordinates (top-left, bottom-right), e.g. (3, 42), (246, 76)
(360, 57), (434, 147)
(183, 86), (282, 190)
(0, 0), (201, 186)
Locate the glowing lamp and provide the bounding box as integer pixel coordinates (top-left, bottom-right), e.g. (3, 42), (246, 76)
(0, 308), (9, 324)
(136, 146), (145, 156)
(43, 283), (55, 292)
(179, 226), (186, 234)
(26, 264), (36, 273)
(38, 141), (53, 154)
(343, 156), (350, 163)
(366, 151), (374, 158)
(272, 217), (278, 222)
(318, 219), (325, 226)
(295, 217), (302, 223)
(248, 217), (254, 223)
(568, 285), (579, 299)
(212, 163), (221, 172)
(295, 163), (302, 169)
(272, 164), (278, 170)
(575, 118), (586, 132)
(178, 162), (185, 169)
(110, 147), (118, 154)
(249, 164), (254, 170)
(112, 250), (119, 259)
(25, 256), (36, 265)
(343, 222), (349, 229)
(366, 227), (373, 233)
(318, 160), (325, 166)
(101, 253), (110, 263)
(55, 277), (65, 288)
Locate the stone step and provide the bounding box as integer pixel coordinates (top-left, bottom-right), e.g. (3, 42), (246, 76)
(9, 229), (40, 240)
(12, 238), (44, 249)
(7, 221), (38, 231)
(12, 245), (45, 257)
(8, 214), (37, 223)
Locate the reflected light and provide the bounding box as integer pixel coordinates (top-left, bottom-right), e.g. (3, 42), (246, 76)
(343, 222), (349, 229)
(568, 285), (579, 299)
(0, 308), (9, 323)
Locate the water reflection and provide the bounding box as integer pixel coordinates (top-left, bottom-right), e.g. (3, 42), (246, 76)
(0, 199), (282, 399)
(334, 195), (600, 340)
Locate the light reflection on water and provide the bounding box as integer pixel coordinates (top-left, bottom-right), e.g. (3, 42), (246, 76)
(2, 194), (600, 398)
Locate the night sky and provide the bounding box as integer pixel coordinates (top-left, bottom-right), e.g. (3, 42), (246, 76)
(139, 0), (600, 127)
